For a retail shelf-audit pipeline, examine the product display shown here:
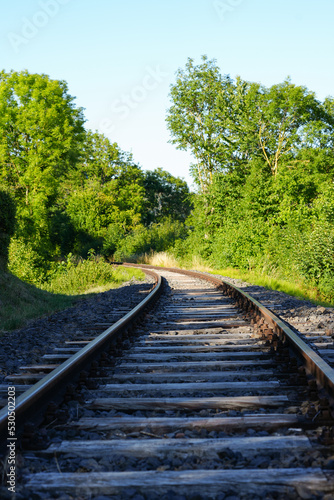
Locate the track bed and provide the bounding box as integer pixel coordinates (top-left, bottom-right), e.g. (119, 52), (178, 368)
(2, 269), (334, 499)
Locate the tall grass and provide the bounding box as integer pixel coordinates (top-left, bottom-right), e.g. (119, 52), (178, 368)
(143, 251), (332, 306)
(1, 256), (145, 333)
(0, 270), (76, 332)
(210, 267), (332, 306)
(43, 255), (144, 295)
(141, 251), (213, 272)
(114, 220), (187, 262)
(139, 251), (179, 268)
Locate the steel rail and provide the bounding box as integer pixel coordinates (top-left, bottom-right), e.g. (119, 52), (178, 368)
(123, 264), (334, 396)
(0, 269), (162, 445)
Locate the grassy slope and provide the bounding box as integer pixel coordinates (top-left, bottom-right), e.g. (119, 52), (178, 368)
(0, 266), (145, 333)
(208, 267), (331, 306)
(0, 269), (76, 332)
(142, 252), (333, 307)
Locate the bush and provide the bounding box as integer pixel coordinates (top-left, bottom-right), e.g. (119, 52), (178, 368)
(208, 216), (270, 270)
(114, 220), (187, 261)
(317, 274), (334, 303)
(298, 221), (334, 283)
(101, 223), (126, 257)
(43, 251), (144, 294)
(49, 209), (76, 255)
(0, 190), (16, 269)
(8, 237), (48, 284)
(264, 219), (307, 280)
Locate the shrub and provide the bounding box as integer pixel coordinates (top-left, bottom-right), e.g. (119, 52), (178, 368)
(114, 220), (187, 261)
(208, 216), (270, 270)
(8, 237), (48, 284)
(101, 223), (126, 257)
(43, 251), (144, 295)
(297, 221), (334, 285)
(0, 190), (16, 269)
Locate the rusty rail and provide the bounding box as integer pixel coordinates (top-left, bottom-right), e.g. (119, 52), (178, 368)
(0, 269), (162, 445)
(124, 264), (334, 396)
(2, 261), (334, 447)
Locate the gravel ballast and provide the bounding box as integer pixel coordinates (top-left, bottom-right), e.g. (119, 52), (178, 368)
(0, 276), (155, 384)
(212, 273), (334, 340)
(1, 270), (334, 385)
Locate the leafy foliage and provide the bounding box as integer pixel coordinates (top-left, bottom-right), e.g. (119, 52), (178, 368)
(0, 71), (191, 285)
(0, 70), (86, 262)
(167, 57), (334, 187)
(167, 56), (334, 302)
(142, 168), (192, 225)
(114, 220), (188, 262)
(0, 190), (16, 268)
(8, 237), (49, 283)
(42, 252), (144, 295)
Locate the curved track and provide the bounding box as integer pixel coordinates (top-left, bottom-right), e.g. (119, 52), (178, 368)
(1, 266), (334, 499)
(0, 269), (161, 443)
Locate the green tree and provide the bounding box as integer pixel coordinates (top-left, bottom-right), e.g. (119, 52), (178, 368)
(254, 79), (329, 176)
(0, 70), (85, 256)
(71, 130), (137, 188)
(64, 131), (145, 255)
(166, 56), (236, 188)
(167, 57), (334, 187)
(142, 167), (192, 225)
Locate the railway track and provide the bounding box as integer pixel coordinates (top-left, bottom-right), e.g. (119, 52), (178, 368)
(1, 266), (334, 499)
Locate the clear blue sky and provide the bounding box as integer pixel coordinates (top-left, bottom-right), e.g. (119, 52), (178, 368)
(1, 0), (333, 187)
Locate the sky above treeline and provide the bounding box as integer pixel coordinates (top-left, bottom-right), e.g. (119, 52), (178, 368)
(1, 0), (333, 187)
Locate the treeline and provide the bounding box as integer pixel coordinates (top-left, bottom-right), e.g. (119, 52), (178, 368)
(166, 56), (334, 301)
(2, 63), (334, 303)
(0, 70), (192, 284)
